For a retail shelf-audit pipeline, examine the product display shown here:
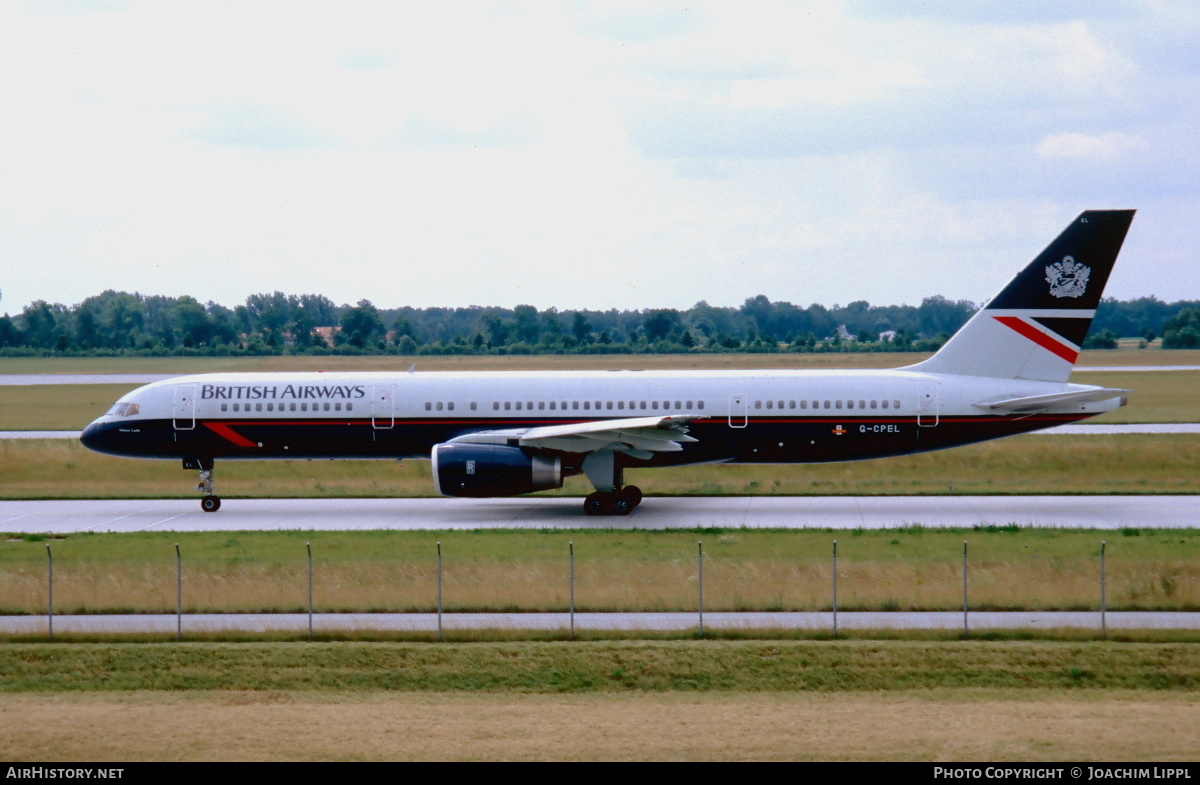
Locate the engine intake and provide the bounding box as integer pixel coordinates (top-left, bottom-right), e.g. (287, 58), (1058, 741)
(432, 443), (562, 498)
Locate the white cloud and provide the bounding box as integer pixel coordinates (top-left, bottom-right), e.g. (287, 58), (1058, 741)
(1036, 131), (1148, 160)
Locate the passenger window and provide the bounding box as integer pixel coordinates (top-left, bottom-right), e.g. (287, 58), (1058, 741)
(779, 401), (785, 409)
(425, 402), (432, 411)
(505, 402), (511, 410)
(606, 401), (613, 410)
(346, 403), (352, 411)
(300, 403), (307, 412)
(824, 401), (831, 409)
(871, 400), (877, 409)
(894, 400), (900, 409)
(846, 400), (853, 409)
(436, 402), (443, 411)
(290, 403), (297, 411)
(675, 401), (681, 409)
(470, 402), (477, 411)
(584, 401), (590, 410)
(448, 402), (454, 411)
(221, 404), (228, 412)
(516, 401), (522, 410)
(266, 403), (274, 412)
(686, 401), (693, 409)
(800, 400), (807, 409)
(640, 401), (647, 410)
(596, 401), (602, 410)
(789, 401), (795, 409)
(836, 400), (843, 409)
(697, 401), (704, 410)
(493, 402), (500, 411)
(538, 401), (545, 410)
(572, 401), (579, 410)
(334, 402), (341, 411)
(859, 400), (866, 409)
(618, 401), (625, 410)
(652, 401), (659, 410)
(323, 402), (330, 411)
(527, 402), (533, 410)
(256, 403), (263, 412)
(550, 401), (557, 410)
(882, 400), (889, 409)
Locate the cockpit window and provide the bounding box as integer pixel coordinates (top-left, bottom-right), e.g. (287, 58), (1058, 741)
(106, 402), (140, 417)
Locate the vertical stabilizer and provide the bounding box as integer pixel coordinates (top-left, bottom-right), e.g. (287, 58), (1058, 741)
(907, 210), (1135, 382)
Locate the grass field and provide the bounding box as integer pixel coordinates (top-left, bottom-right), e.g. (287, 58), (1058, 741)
(2, 528), (1195, 615)
(3, 689), (1196, 761)
(4, 347), (1199, 375)
(2, 642), (1198, 760)
(3, 433), (1198, 499)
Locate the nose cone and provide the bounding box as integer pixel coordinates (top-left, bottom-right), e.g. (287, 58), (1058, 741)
(80, 419), (118, 455)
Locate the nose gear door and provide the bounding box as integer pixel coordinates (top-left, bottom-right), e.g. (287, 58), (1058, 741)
(173, 386), (197, 430)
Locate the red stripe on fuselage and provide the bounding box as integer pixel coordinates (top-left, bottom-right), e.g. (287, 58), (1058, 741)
(993, 316), (1079, 363)
(203, 422), (258, 447)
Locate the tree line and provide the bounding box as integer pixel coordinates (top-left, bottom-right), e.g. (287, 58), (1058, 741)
(0, 288), (1197, 356)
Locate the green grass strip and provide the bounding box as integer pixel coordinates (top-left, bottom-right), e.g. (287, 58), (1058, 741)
(1, 640), (1198, 693)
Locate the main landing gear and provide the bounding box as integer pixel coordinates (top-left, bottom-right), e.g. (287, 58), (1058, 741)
(580, 449), (642, 516)
(584, 485), (643, 516)
(184, 458), (221, 512)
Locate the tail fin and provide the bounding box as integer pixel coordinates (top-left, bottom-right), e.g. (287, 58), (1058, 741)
(908, 209), (1135, 382)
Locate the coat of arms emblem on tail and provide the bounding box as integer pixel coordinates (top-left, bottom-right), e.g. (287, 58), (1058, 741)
(1045, 256), (1090, 298)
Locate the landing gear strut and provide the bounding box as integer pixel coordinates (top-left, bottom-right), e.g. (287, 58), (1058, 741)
(581, 450), (643, 516)
(184, 458), (221, 512)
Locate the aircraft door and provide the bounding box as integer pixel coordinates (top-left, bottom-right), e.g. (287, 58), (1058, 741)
(727, 394), (748, 428)
(172, 386), (197, 431)
(917, 381), (939, 427)
(371, 385), (395, 429)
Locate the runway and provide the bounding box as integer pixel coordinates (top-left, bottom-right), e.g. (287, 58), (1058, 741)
(4, 610), (1198, 635)
(2, 495), (1197, 532)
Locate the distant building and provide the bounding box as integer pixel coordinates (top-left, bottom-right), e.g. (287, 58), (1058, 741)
(836, 325), (854, 341)
(313, 326), (337, 347)
(878, 330), (897, 342)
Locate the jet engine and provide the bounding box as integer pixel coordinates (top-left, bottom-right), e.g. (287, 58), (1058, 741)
(432, 443), (563, 497)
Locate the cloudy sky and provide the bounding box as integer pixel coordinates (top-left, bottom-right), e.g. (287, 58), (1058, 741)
(1, 0), (1197, 315)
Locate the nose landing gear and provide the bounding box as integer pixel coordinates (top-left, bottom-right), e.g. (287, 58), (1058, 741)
(183, 458), (221, 512)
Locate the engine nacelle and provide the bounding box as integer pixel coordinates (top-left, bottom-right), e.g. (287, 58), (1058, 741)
(431, 443), (563, 498)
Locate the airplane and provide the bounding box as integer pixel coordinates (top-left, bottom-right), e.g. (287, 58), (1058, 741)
(81, 209), (1135, 516)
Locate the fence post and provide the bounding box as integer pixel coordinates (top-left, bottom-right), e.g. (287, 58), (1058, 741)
(962, 541), (968, 639)
(436, 541), (443, 642)
(1100, 540), (1107, 640)
(697, 541), (704, 637)
(832, 540), (838, 639)
(307, 542), (313, 642)
(175, 543), (182, 642)
(569, 541), (575, 640)
(46, 544), (53, 643)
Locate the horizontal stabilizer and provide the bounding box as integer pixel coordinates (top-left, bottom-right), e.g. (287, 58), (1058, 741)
(972, 388), (1130, 413)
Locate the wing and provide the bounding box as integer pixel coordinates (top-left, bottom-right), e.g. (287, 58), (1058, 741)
(446, 414), (706, 460)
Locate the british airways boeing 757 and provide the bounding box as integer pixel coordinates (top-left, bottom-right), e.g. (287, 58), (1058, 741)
(81, 210), (1135, 515)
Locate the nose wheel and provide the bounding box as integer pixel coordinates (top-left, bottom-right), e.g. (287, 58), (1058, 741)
(185, 459), (222, 512)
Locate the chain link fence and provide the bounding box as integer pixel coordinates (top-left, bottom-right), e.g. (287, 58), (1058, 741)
(4, 536), (1197, 639)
